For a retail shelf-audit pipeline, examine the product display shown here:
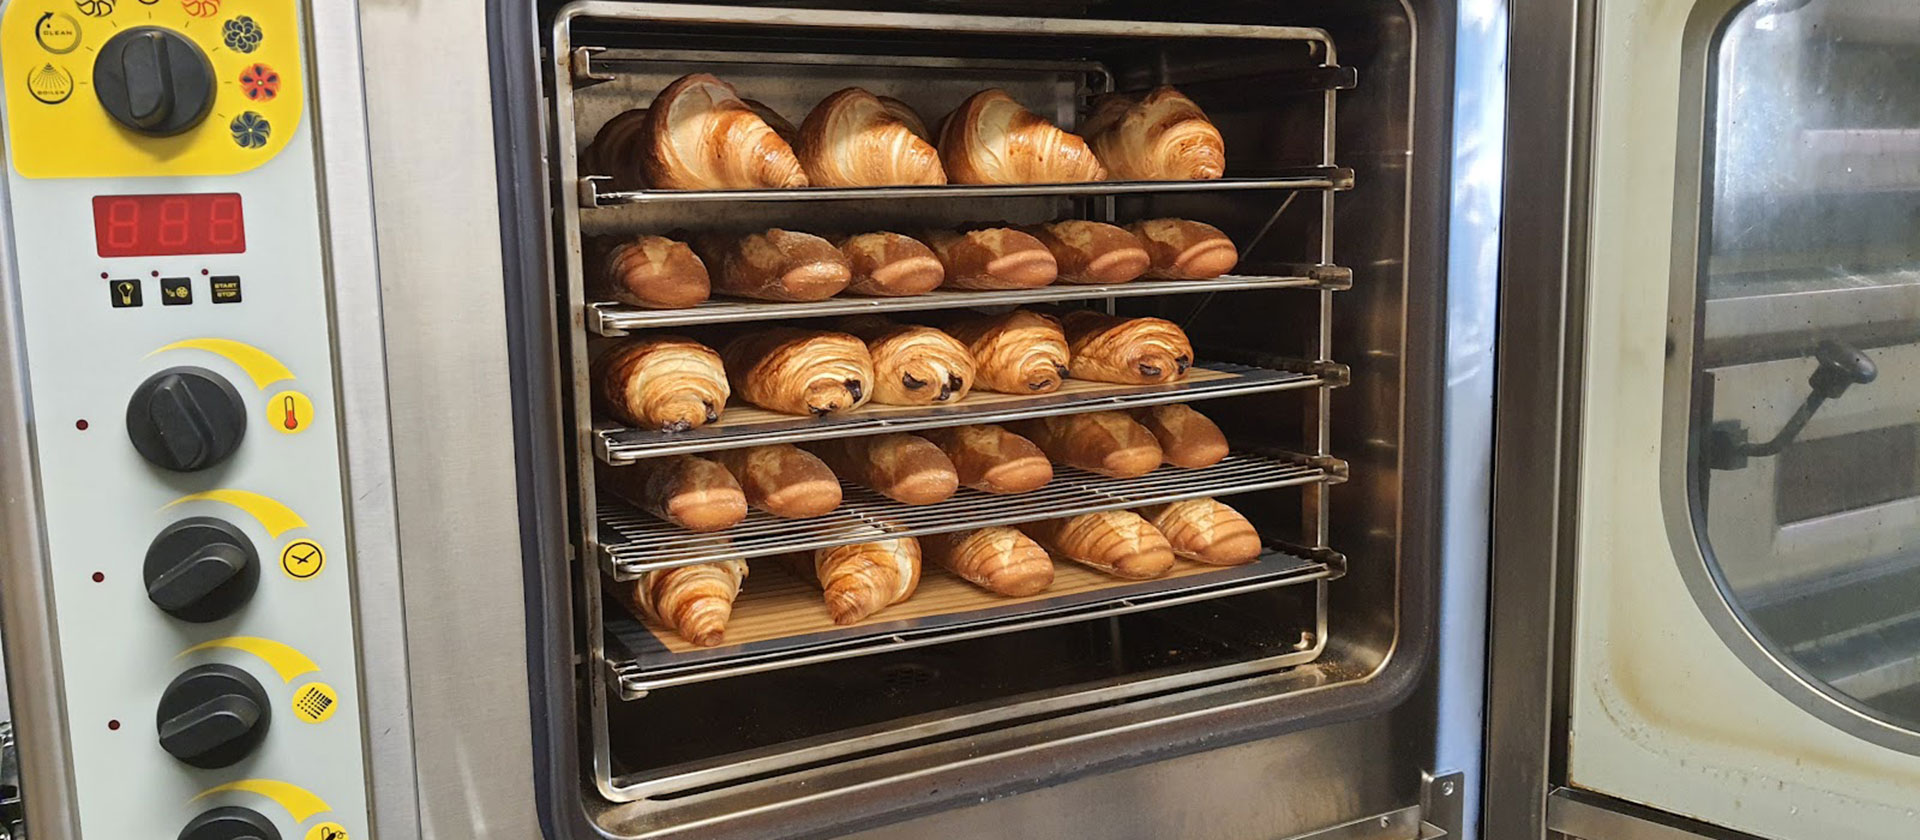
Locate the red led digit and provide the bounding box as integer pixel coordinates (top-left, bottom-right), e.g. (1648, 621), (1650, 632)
(92, 194), (246, 258)
(104, 199), (139, 252)
(206, 195), (243, 249)
(156, 198), (190, 249)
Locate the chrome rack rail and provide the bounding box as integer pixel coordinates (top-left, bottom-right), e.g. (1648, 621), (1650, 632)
(589, 269), (1352, 335)
(596, 361), (1328, 463)
(597, 450), (1343, 578)
(579, 169), (1356, 208)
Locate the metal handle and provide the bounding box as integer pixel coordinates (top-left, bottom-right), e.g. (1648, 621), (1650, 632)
(1709, 339), (1878, 470)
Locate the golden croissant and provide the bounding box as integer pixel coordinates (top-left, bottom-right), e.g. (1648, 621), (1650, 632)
(945, 309), (1071, 394)
(806, 538), (922, 625)
(623, 559), (747, 647)
(721, 328), (874, 417)
(879, 96), (933, 141)
(798, 87), (947, 187)
(592, 336), (730, 432)
(586, 108), (651, 190)
(1062, 311), (1194, 385)
(641, 73), (810, 190)
(924, 527), (1054, 597)
(838, 317), (977, 405)
(1083, 86), (1225, 181)
(937, 89), (1107, 184)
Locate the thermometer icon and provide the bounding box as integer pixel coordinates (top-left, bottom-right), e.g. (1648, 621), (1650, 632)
(282, 395), (300, 431)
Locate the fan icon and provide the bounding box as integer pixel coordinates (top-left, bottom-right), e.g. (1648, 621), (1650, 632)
(239, 64), (279, 102)
(181, 0), (219, 18)
(222, 15), (263, 53)
(230, 112), (271, 149)
(75, 0), (114, 17)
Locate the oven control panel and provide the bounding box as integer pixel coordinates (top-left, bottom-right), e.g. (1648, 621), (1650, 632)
(1, 0), (370, 837)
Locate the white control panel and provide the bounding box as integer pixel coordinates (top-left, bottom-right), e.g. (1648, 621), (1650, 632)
(0, 1), (372, 837)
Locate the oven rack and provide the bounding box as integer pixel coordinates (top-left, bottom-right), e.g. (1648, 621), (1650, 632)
(579, 169), (1355, 208)
(596, 360), (1331, 463)
(603, 543), (1335, 697)
(588, 269), (1351, 334)
(597, 450), (1342, 578)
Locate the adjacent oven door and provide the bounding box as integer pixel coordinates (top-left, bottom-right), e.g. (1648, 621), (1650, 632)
(1491, 0), (1920, 837)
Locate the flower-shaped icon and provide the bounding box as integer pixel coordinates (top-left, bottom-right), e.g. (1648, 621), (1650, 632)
(230, 112), (271, 149)
(239, 64), (280, 102)
(222, 16), (263, 53)
(182, 0), (221, 18)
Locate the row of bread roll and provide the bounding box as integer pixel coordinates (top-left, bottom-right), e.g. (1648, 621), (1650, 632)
(584, 74), (1224, 191)
(619, 494), (1263, 645)
(586, 219), (1241, 310)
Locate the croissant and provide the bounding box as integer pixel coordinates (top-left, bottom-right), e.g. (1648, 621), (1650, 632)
(1139, 498), (1262, 566)
(641, 74), (810, 190)
(1010, 411), (1163, 479)
(924, 228), (1058, 290)
(1062, 311), (1194, 385)
(602, 455), (747, 532)
(945, 309), (1071, 394)
(691, 229), (851, 302)
(1022, 220), (1152, 285)
(805, 538), (922, 625)
(1020, 512), (1175, 580)
(937, 89), (1107, 184)
(721, 328), (873, 417)
(1082, 86), (1226, 181)
(586, 108), (651, 190)
(879, 96), (932, 141)
(807, 434), (958, 506)
(837, 317), (975, 405)
(920, 425), (1053, 494)
(924, 528), (1054, 596)
(798, 88), (947, 187)
(1130, 219), (1240, 280)
(743, 98), (799, 146)
(587, 234), (711, 309)
(592, 336), (730, 432)
(1133, 403), (1229, 468)
(709, 444), (842, 519)
(839, 231), (945, 296)
(623, 559), (748, 647)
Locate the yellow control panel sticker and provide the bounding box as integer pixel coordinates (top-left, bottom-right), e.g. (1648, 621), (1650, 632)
(279, 539), (324, 580)
(305, 823), (349, 840)
(267, 389), (314, 434)
(2, 0), (305, 179)
(291, 681), (338, 724)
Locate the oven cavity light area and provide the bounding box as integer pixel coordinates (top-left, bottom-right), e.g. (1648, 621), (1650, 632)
(91, 193), (247, 258)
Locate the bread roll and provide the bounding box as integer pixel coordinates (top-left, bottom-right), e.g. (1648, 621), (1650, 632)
(1129, 219), (1239, 280)
(946, 309), (1071, 394)
(641, 74), (809, 190)
(798, 87), (946, 187)
(692, 229), (851, 302)
(1020, 512), (1174, 579)
(592, 336), (729, 432)
(622, 559), (747, 647)
(709, 445), (842, 518)
(938, 89), (1107, 184)
(603, 456), (747, 532)
(839, 231), (945, 296)
(924, 528), (1054, 596)
(1133, 404), (1229, 468)
(588, 234), (711, 309)
(1010, 411), (1163, 479)
(925, 228), (1058, 290)
(1082, 86), (1226, 181)
(807, 434), (958, 506)
(721, 328), (873, 417)
(1062, 311), (1194, 385)
(921, 425), (1053, 494)
(1023, 220), (1151, 285)
(837, 317), (975, 405)
(1139, 498), (1261, 566)
(802, 538), (921, 624)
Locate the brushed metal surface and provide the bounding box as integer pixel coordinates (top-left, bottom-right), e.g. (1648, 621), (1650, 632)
(1546, 788), (1764, 840)
(357, 0), (540, 837)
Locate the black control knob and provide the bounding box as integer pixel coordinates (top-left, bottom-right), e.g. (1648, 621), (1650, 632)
(156, 664), (271, 769)
(127, 367), (247, 472)
(144, 517), (259, 623)
(94, 27), (217, 137)
(180, 806), (281, 840)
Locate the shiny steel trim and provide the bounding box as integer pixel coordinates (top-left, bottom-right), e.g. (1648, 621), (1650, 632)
(555, 2), (1336, 43)
(1545, 787), (1764, 840)
(304, 2), (422, 835)
(585, 171), (1355, 206)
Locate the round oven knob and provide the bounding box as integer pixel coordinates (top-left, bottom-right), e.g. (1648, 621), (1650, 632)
(93, 27), (217, 136)
(127, 367), (247, 472)
(156, 664), (272, 769)
(179, 806), (281, 840)
(144, 517), (259, 623)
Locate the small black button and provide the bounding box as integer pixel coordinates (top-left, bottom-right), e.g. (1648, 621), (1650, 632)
(162, 277), (193, 305)
(210, 276), (242, 304)
(109, 279), (143, 308)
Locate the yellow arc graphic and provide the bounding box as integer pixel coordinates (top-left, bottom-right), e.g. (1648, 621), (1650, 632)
(150, 338), (296, 390)
(165, 490), (307, 539)
(180, 637), (320, 684)
(193, 779), (333, 824)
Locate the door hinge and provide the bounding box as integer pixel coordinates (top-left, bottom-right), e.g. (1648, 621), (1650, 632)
(1420, 769), (1464, 838)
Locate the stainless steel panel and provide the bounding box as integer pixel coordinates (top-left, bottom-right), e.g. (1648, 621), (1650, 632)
(1546, 787), (1764, 840)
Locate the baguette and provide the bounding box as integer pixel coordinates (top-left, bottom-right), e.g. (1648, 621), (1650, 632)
(602, 456), (747, 532)
(924, 528), (1054, 596)
(1132, 404), (1229, 468)
(587, 234), (711, 309)
(692, 229), (851, 302)
(1022, 220), (1151, 285)
(591, 336), (729, 432)
(1129, 218), (1239, 280)
(808, 434), (959, 505)
(945, 309), (1071, 395)
(709, 444), (842, 519)
(1062, 311), (1194, 385)
(720, 328), (874, 417)
(839, 231), (945, 296)
(1020, 512), (1175, 579)
(1010, 411), (1163, 478)
(925, 228), (1059, 290)
(1138, 498), (1262, 566)
(920, 425), (1053, 494)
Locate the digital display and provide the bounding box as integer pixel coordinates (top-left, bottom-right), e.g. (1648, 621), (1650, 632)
(92, 193), (246, 258)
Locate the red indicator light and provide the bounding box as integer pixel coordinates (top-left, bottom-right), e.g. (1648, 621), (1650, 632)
(92, 194), (246, 258)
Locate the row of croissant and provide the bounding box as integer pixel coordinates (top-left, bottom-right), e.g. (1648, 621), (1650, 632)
(605, 403), (1229, 535)
(596, 308), (1195, 431)
(589, 217), (1239, 310)
(622, 495), (1260, 647)
(584, 74), (1225, 191)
